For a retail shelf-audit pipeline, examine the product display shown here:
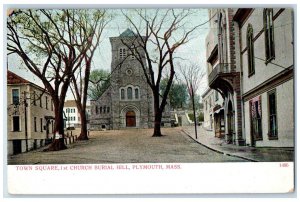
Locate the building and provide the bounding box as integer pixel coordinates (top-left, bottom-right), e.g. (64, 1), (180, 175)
(7, 70), (55, 155)
(205, 9), (242, 143)
(63, 100), (80, 128)
(202, 88), (224, 137)
(233, 8), (294, 147)
(90, 29), (169, 130)
(63, 100), (91, 129)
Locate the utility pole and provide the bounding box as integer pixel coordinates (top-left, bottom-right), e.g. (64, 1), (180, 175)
(191, 85), (198, 139)
(23, 91), (28, 152)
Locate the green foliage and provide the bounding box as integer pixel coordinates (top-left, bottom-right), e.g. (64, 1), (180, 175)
(188, 112), (203, 122)
(88, 69), (110, 100)
(187, 94), (201, 110)
(160, 78), (188, 109)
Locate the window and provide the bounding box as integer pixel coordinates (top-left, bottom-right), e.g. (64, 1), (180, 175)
(127, 87), (133, 100)
(33, 91), (36, 106)
(107, 107), (110, 113)
(12, 89), (19, 105)
(45, 96), (48, 109)
(268, 90), (277, 139)
(100, 107), (102, 114)
(12, 116), (20, 131)
(264, 8), (275, 63)
(40, 94), (43, 108)
(103, 106), (106, 113)
(121, 89), (125, 100)
(250, 97), (262, 140)
(96, 106), (98, 114)
(119, 48), (126, 59)
(34, 117), (37, 132)
(247, 24), (255, 76)
(135, 88), (139, 99)
(40, 118), (43, 132)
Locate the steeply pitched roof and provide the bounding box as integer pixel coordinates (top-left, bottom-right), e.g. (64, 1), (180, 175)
(119, 28), (136, 37)
(7, 70), (30, 84)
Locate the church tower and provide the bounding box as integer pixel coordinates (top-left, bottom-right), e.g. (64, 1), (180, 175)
(108, 29), (153, 129)
(90, 29), (171, 130)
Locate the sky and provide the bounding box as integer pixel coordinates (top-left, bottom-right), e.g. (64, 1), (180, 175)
(7, 8), (209, 101)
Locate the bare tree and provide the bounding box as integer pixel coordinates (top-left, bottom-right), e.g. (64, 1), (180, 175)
(7, 9), (98, 150)
(179, 62), (206, 138)
(121, 9), (206, 136)
(69, 10), (110, 140)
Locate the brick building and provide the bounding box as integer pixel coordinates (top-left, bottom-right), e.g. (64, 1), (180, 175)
(205, 9), (244, 145)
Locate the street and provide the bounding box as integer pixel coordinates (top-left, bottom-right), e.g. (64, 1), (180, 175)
(7, 127), (248, 164)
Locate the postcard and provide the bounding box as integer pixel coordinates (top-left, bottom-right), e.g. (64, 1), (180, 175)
(5, 6), (295, 195)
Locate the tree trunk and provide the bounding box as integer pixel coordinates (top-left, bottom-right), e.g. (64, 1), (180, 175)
(77, 109), (89, 140)
(152, 93), (163, 137)
(44, 105), (67, 151)
(153, 112), (163, 137)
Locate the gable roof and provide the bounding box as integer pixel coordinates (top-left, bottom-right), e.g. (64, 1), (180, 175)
(119, 28), (136, 37)
(7, 70), (30, 84)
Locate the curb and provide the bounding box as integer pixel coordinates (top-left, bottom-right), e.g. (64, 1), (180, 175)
(181, 129), (258, 162)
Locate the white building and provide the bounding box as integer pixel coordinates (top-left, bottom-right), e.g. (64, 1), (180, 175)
(63, 100), (80, 128)
(7, 70), (55, 155)
(234, 8), (294, 147)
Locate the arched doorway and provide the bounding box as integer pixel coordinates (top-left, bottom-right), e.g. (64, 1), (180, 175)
(126, 111), (136, 127)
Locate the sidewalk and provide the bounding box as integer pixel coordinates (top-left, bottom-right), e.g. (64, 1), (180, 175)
(182, 126), (294, 162)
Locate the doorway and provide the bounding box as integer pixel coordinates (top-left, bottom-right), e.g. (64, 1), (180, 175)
(126, 111), (136, 127)
(13, 140), (22, 155)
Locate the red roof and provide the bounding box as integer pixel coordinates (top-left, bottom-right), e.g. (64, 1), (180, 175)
(7, 70), (30, 84)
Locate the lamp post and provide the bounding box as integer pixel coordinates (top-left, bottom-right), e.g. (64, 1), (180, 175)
(23, 91), (29, 152)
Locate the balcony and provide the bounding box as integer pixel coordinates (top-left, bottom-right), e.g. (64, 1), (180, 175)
(208, 63), (239, 92)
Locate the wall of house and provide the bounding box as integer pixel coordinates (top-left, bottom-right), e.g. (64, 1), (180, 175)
(241, 8), (293, 94)
(7, 83), (54, 155)
(202, 88), (223, 131)
(28, 85), (55, 140)
(244, 79), (294, 147)
(241, 8), (294, 147)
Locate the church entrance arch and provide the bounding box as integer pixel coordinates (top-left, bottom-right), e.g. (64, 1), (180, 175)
(126, 111), (136, 127)
(120, 105), (140, 128)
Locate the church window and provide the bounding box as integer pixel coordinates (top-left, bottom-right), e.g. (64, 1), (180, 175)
(264, 8), (275, 63)
(127, 87), (133, 100)
(121, 89), (125, 100)
(247, 24), (255, 76)
(135, 88), (139, 99)
(119, 48), (126, 59)
(103, 106), (106, 113)
(95, 106), (98, 114)
(107, 107), (110, 113)
(100, 107), (102, 114)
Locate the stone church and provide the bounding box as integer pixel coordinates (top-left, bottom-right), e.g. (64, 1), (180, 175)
(90, 29), (170, 130)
